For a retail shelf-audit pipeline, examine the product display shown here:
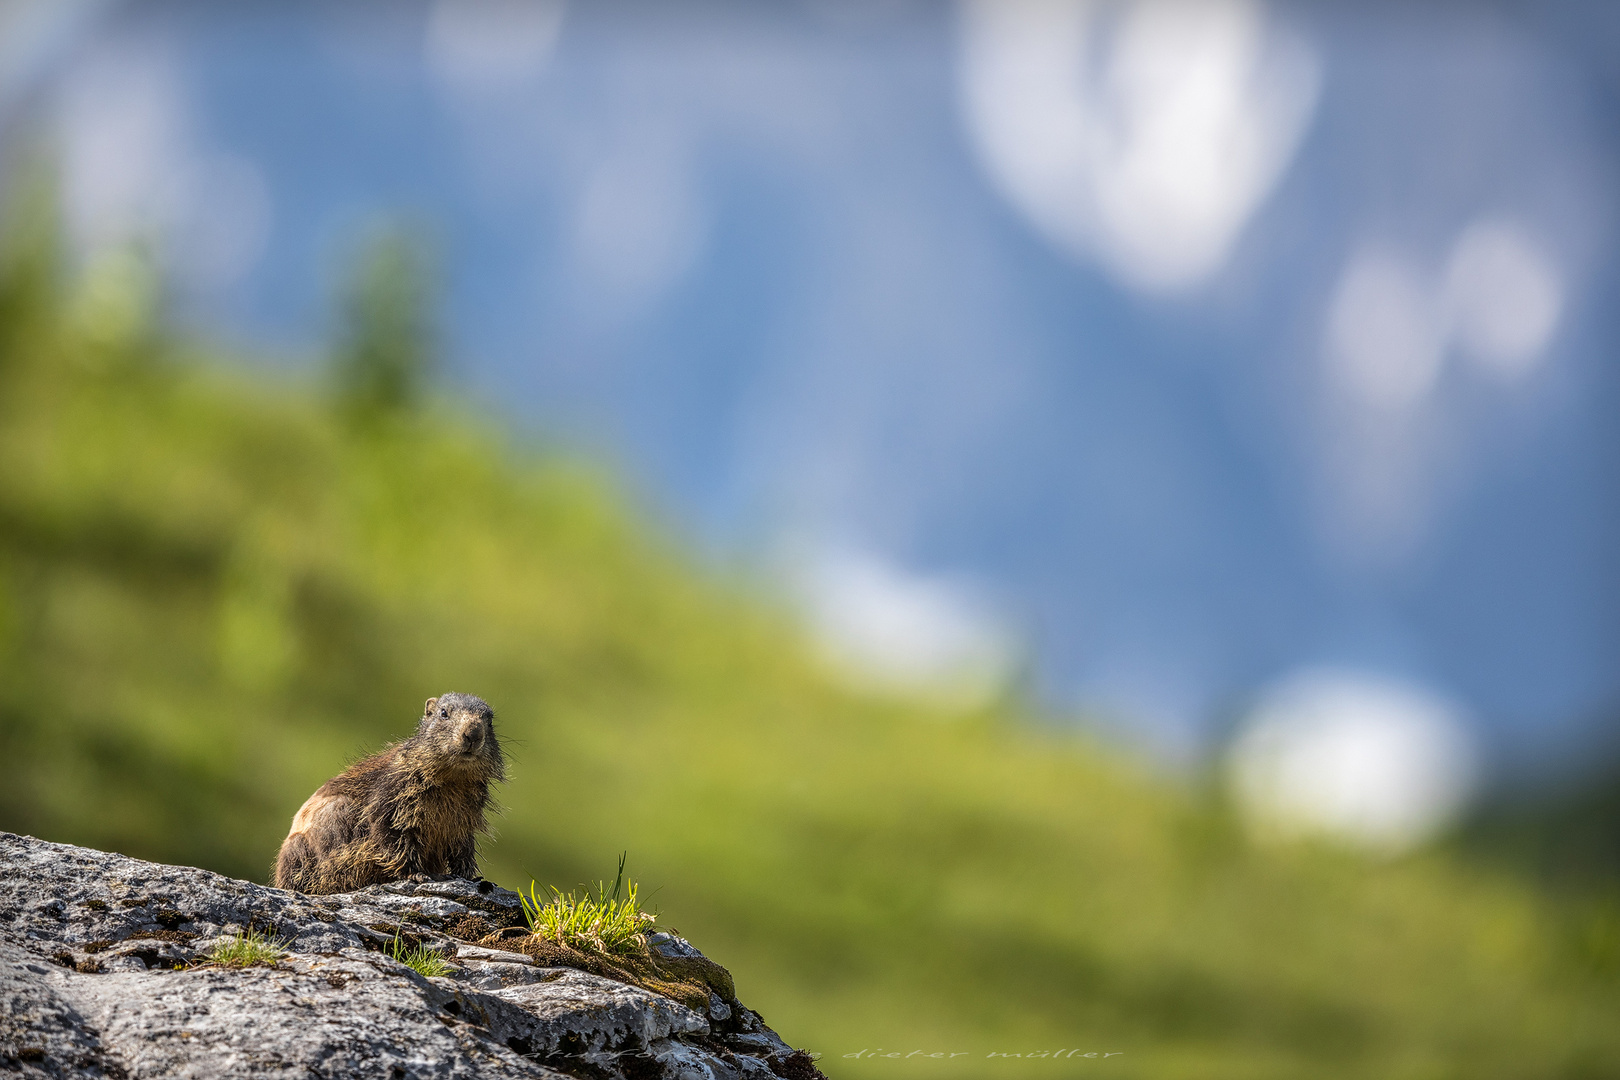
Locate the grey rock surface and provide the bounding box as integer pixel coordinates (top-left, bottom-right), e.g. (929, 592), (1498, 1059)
(0, 833), (824, 1080)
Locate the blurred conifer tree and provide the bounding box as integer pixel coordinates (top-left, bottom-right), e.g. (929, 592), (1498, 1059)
(0, 162), (64, 364)
(332, 223), (438, 418)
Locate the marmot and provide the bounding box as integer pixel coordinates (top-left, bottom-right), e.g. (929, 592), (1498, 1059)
(273, 693), (506, 894)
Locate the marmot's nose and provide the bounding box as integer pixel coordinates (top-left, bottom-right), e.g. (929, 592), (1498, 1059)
(456, 719), (485, 749)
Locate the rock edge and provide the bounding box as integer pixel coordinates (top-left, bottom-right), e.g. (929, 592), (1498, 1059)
(0, 832), (826, 1080)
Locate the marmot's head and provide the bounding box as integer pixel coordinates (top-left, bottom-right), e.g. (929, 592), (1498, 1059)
(414, 692), (505, 780)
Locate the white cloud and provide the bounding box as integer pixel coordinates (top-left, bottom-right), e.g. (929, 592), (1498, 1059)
(1314, 219), (1565, 568)
(56, 43), (187, 249)
(572, 136), (708, 312)
(1443, 218), (1563, 380)
(0, 0), (114, 119)
(956, 0), (1318, 292)
(424, 0), (567, 100)
(1326, 248), (1446, 411)
(786, 544), (1016, 708)
(1323, 221), (1567, 407)
(53, 40), (272, 292)
(168, 153), (272, 291)
(1227, 668), (1481, 853)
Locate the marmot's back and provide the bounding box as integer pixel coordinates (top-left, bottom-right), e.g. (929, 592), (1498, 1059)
(272, 694), (505, 894)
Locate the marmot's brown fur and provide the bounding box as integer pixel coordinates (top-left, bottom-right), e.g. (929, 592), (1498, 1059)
(272, 693), (505, 894)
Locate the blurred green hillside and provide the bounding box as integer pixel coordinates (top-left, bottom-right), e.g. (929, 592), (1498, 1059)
(2, 208), (1618, 1080)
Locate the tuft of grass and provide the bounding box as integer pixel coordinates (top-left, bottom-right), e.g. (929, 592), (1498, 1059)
(521, 852), (657, 955)
(205, 927), (286, 968)
(389, 929), (455, 978)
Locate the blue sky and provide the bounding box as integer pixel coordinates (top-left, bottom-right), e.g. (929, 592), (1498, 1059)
(6, 0), (1619, 780)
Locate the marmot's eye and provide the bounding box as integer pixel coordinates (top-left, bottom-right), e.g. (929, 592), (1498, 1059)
(439, 707), (449, 719)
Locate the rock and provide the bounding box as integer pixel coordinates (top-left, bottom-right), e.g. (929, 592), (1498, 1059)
(0, 946), (126, 1079)
(0, 833), (826, 1080)
(456, 945), (536, 966)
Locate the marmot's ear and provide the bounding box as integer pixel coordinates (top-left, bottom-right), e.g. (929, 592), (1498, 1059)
(424, 697), (438, 717)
